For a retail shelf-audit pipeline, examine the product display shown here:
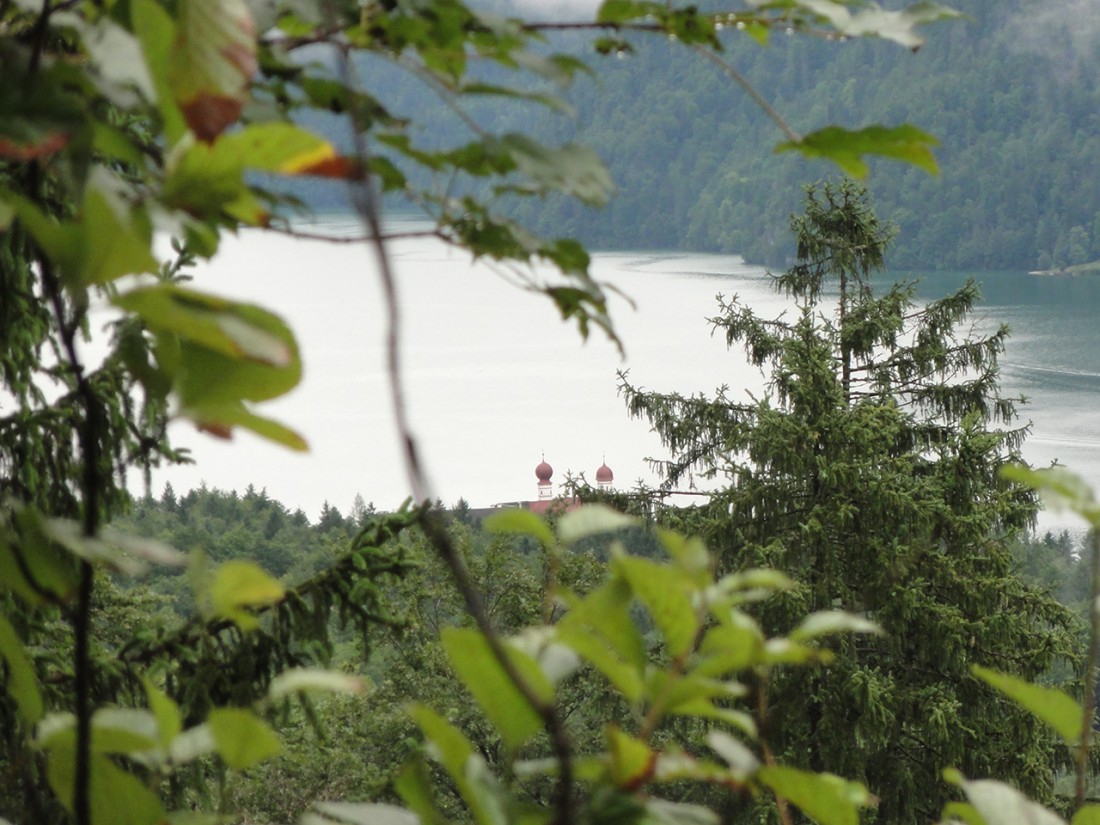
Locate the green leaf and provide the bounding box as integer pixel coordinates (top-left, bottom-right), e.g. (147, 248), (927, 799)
(206, 560), (284, 629)
(408, 705), (508, 825)
(167, 814), (232, 825)
(707, 730), (760, 776)
(498, 134), (614, 206)
(268, 668), (366, 700)
(8, 179), (157, 287)
(207, 707), (281, 769)
(696, 613), (766, 676)
(47, 750), (166, 825)
(484, 508), (555, 548)
(941, 802), (987, 825)
(776, 124), (940, 178)
(143, 677), (182, 748)
(408, 705), (474, 778)
(100, 527), (185, 570)
(1001, 465), (1100, 527)
(946, 775), (1065, 825)
(557, 504), (638, 544)
(657, 529), (712, 584)
(43, 518), (144, 576)
(115, 285), (305, 448)
(0, 506), (80, 605)
(1072, 806), (1100, 825)
(643, 799), (720, 825)
(183, 400), (308, 452)
(616, 556), (698, 658)
(132, 0), (186, 142)
(169, 0), (257, 141)
(556, 577), (647, 700)
(394, 755), (447, 825)
(441, 627), (551, 748)
(168, 723), (217, 764)
(116, 285), (295, 369)
(972, 665), (1085, 746)
(757, 765), (870, 825)
(789, 611), (881, 642)
(312, 802), (419, 825)
(597, 0), (664, 23)
(78, 181), (159, 284)
(215, 122), (357, 178)
(606, 725), (655, 788)
(0, 613), (43, 724)
(37, 709), (160, 756)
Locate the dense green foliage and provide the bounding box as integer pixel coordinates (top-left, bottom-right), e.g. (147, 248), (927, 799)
(483, 0), (1100, 270)
(2, 2), (1098, 825)
(621, 182), (1081, 822)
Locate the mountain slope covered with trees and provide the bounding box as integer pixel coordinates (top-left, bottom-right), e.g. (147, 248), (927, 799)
(477, 0), (1100, 270)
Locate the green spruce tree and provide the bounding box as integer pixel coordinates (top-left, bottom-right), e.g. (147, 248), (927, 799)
(621, 180), (1078, 823)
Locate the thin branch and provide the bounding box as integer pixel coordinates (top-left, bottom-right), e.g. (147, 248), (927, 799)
(39, 253), (97, 825)
(1075, 528), (1100, 811)
(264, 223), (447, 245)
(691, 43), (801, 145)
(324, 7), (577, 822)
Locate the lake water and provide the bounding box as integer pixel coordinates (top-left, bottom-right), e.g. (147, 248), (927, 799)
(148, 219), (1100, 533)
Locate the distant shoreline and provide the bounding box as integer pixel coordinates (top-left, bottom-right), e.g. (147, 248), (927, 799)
(1029, 261), (1100, 277)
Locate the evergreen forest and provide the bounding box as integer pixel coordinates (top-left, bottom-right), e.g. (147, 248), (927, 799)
(300, 0), (1100, 271)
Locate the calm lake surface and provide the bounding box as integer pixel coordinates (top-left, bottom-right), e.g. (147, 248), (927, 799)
(150, 219), (1100, 532)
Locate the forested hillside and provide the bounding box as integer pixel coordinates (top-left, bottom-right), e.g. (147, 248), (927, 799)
(316, 0), (1098, 271)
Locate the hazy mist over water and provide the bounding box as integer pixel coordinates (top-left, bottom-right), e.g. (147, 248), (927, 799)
(148, 220), (1100, 532)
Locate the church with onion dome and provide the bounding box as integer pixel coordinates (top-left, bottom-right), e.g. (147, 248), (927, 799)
(481, 455), (615, 516)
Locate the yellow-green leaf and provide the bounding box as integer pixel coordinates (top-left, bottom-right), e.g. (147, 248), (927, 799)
(776, 124), (940, 178)
(484, 508), (555, 548)
(207, 707), (281, 769)
(0, 614), (43, 724)
(47, 750), (166, 825)
(441, 627), (550, 749)
(207, 560), (284, 628)
(143, 678), (182, 749)
(606, 725), (654, 788)
(758, 765), (870, 825)
(215, 122), (357, 178)
(616, 555), (698, 657)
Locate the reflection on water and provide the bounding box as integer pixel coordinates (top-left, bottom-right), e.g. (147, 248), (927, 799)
(155, 230), (1100, 533)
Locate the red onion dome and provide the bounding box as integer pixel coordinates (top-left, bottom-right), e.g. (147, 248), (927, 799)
(596, 463), (614, 483)
(535, 460), (553, 482)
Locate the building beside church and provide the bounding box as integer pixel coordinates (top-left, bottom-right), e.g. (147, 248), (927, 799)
(476, 456), (615, 516)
